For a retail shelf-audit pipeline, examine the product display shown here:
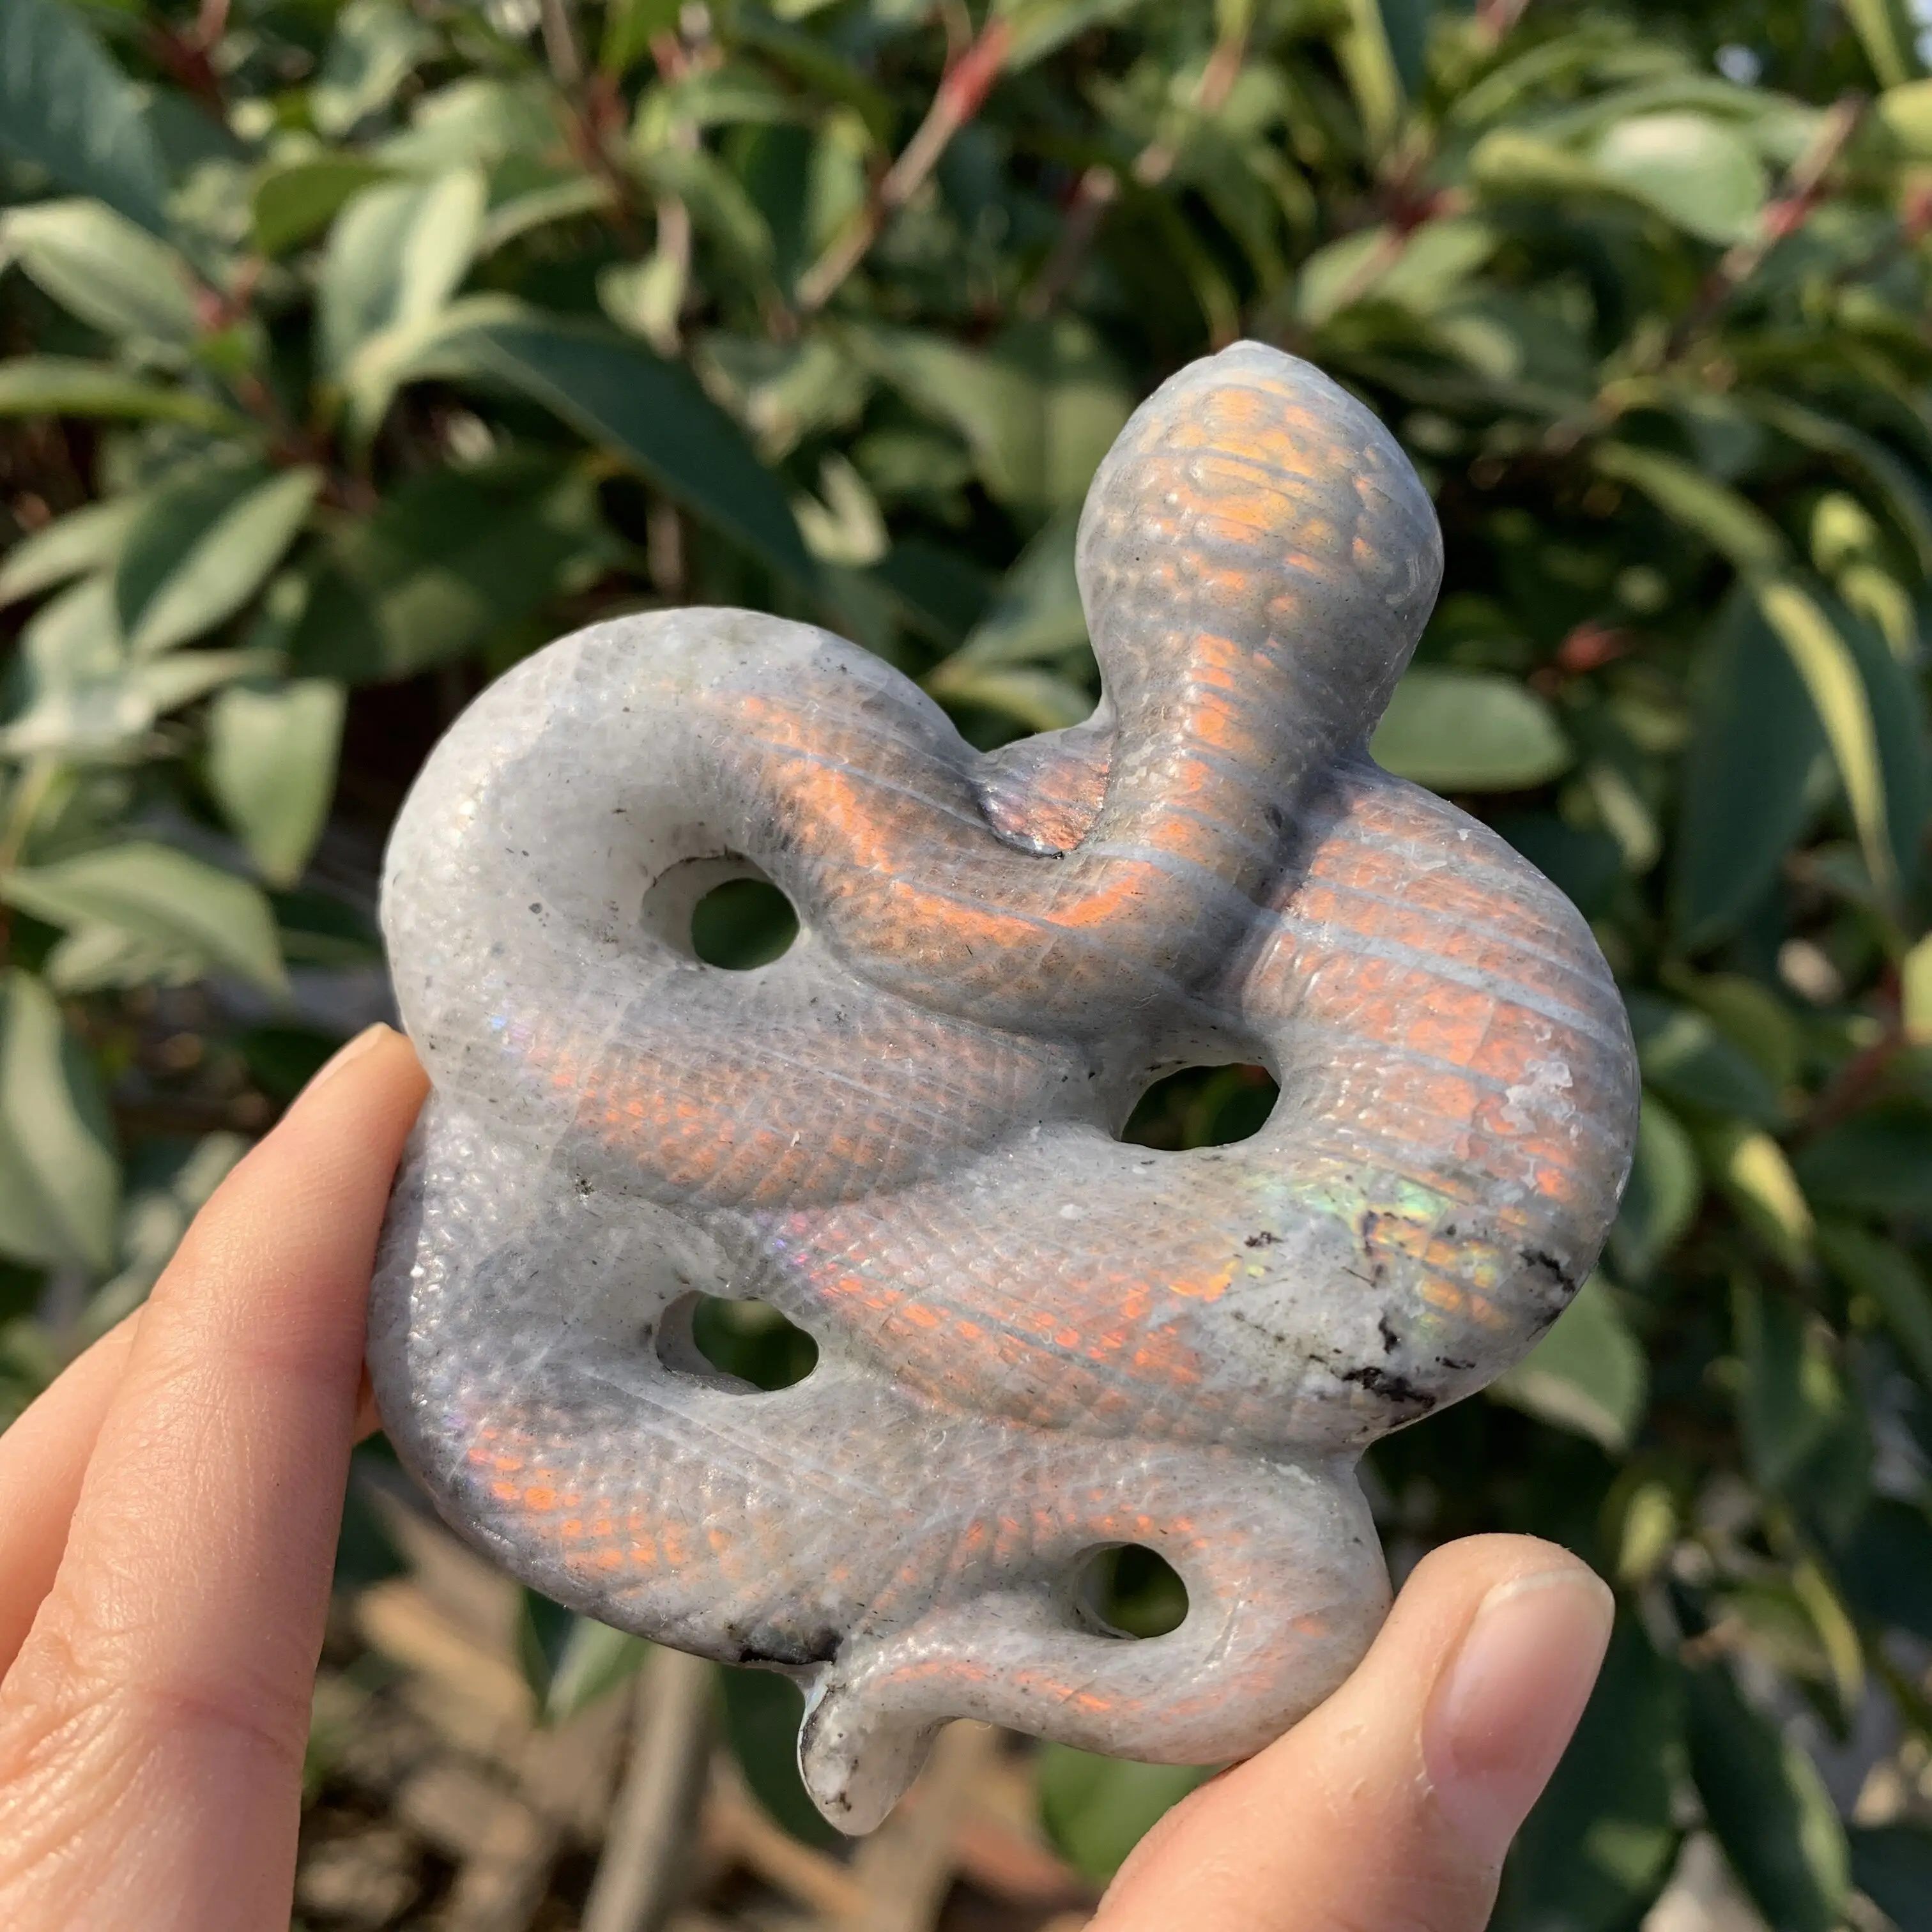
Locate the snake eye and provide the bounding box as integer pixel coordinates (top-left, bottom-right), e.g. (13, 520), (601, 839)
(656, 1290), (818, 1391)
(1071, 1544), (1189, 1639)
(1120, 1063), (1280, 1151)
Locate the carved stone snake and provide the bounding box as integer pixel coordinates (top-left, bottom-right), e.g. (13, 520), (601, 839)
(368, 342), (1639, 1830)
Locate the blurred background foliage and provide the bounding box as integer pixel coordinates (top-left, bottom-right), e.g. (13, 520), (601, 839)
(5, 0), (1932, 1922)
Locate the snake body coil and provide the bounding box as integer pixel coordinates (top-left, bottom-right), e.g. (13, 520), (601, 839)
(369, 343), (1639, 1830)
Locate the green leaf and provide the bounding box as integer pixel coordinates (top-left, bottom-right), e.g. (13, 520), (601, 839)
(1490, 1276), (1648, 1452)
(0, 356), (247, 431)
(1, 844), (288, 995)
(208, 680), (346, 887)
(1375, 0), (1429, 95)
(601, 0), (680, 79)
(1609, 1094), (1702, 1280)
(1834, 1499), (1932, 1644)
(995, 0), (1151, 72)
(1734, 1280), (1843, 1493)
(476, 174), (615, 256)
(1588, 112), (1767, 244)
(1494, 1618), (1682, 1932)
(1906, 930), (1932, 1043)
(514, 1590), (648, 1726)
(1676, 594), (1827, 949)
(1832, 593), (1929, 887)
(1689, 974), (1802, 1091)
(291, 457), (610, 682)
(319, 170), (486, 383)
(926, 664), (1096, 732)
(132, 647), (273, 718)
(0, 494), (140, 606)
(332, 1452), (404, 1593)
(37, 923), (215, 997)
(544, 1619), (647, 1725)
(0, 199), (201, 353)
(311, 0), (434, 137)
(1754, 579), (1895, 897)
(1625, 992), (1782, 1125)
(1704, 1124), (1813, 1271)
(339, 290), (524, 444)
(1471, 128), (1624, 207)
(0, 968), (118, 1273)
(941, 510), (1085, 670)
(1819, 1221), (1932, 1391)
(1593, 444), (1786, 573)
(1846, 0), (1926, 88)
(1494, 813), (1623, 918)
(1333, 0), (1406, 154)
(0, 575), (260, 758)
(867, 542), (991, 649)
(1795, 1107), (1932, 1215)
(252, 156), (397, 257)
(1685, 1662), (1848, 1932)
(1038, 1745), (1215, 1882)
(638, 142), (776, 289)
(791, 451), (886, 567)
(378, 75), (560, 171)
(114, 460), (320, 655)
(850, 318), (1133, 527)
(271, 888), (381, 970)
(1850, 1825), (1932, 1931)
(1369, 668), (1571, 791)
(394, 311), (816, 588)
(967, 316), (1135, 524)
(1299, 217), (1496, 325)
(0, 574), (137, 756)
(717, 1666), (839, 1848)
(0, 0), (169, 233)
(1750, 395), (1932, 579)
(1876, 78), (1932, 157)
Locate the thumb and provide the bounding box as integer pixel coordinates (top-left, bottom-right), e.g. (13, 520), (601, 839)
(1092, 1535), (1613, 1932)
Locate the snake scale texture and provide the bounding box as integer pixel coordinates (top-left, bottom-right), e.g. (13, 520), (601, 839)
(368, 342), (1641, 1831)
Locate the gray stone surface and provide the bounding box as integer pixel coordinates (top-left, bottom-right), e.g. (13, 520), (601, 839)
(369, 342), (1639, 1830)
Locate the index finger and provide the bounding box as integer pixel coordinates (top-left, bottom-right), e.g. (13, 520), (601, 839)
(0, 1025), (425, 1932)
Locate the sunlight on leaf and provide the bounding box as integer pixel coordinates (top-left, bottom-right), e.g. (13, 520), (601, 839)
(1370, 668), (1570, 790)
(1491, 1276), (1648, 1452)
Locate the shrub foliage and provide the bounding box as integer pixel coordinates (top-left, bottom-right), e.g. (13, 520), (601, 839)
(5, 0), (1932, 1918)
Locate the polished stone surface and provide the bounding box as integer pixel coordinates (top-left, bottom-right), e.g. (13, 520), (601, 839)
(369, 342), (1639, 1830)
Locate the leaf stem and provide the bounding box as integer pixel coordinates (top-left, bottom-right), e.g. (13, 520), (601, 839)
(1664, 93), (1866, 361)
(795, 17), (1013, 316)
(1020, 15), (1250, 319)
(539, 0), (585, 90)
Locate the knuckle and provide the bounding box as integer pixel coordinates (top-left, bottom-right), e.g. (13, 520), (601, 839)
(0, 1616), (312, 1804)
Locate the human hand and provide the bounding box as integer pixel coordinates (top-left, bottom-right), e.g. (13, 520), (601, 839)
(0, 1019), (1611, 1931)
(0, 1024), (427, 1930)
(1087, 1535), (1613, 1932)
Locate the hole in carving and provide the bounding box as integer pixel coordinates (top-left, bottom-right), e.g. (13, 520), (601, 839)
(1073, 1544), (1189, 1639)
(692, 877), (797, 970)
(1121, 1064), (1279, 1150)
(656, 1293), (818, 1391)
(640, 856), (798, 969)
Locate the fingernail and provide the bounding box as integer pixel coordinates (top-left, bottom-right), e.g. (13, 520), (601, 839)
(1421, 1567), (1614, 1864)
(303, 1022), (396, 1098)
